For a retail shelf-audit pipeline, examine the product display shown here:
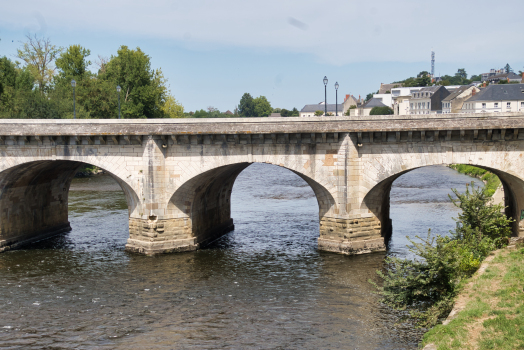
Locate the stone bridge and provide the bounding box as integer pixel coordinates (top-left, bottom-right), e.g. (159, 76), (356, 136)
(1, 113), (524, 255)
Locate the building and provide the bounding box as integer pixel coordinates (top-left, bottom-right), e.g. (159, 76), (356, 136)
(442, 85), (481, 114)
(486, 72), (522, 84)
(409, 86), (450, 114)
(299, 103), (344, 117)
(461, 83), (524, 113)
(481, 69), (505, 82)
(372, 93), (393, 107)
(378, 83), (403, 94)
(342, 94), (361, 110)
(356, 98), (388, 116)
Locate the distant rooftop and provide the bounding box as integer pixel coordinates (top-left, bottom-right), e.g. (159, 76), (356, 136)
(361, 98), (387, 109)
(466, 84), (524, 102)
(301, 103), (344, 113)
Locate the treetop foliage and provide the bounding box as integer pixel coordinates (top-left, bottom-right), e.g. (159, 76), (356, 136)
(1, 35), (184, 119)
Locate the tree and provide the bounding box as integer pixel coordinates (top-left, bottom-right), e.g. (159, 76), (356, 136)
(370, 106), (393, 115)
(253, 95), (272, 117)
(456, 68), (467, 79)
(55, 45), (91, 80)
(238, 93), (254, 117)
(415, 71), (431, 87)
(16, 34), (62, 91)
(291, 107), (299, 116)
(102, 46), (167, 118)
(314, 110), (323, 116)
(365, 93), (374, 101)
(504, 63), (513, 74)
(161, 95), (184, 118)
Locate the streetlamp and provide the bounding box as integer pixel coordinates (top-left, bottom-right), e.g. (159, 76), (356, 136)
(116, 85), (122, 119)
(335, 82), (339, 116)
(71, 79), (76, 119)
(323, 76), (328, 116)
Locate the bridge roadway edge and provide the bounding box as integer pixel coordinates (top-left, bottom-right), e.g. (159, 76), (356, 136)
(1, 113), (524, 256)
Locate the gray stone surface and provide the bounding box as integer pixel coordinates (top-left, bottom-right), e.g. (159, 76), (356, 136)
(1, 113), (524, 255)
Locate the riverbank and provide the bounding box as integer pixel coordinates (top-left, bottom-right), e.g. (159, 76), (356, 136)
(421, 238), (524, 349)
(449, 164), (500, 196)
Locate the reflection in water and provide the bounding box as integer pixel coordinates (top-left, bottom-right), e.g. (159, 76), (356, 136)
(0, 164), (478, 349)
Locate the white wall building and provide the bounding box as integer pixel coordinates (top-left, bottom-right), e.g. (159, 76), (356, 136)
(461, 84), (524, 113)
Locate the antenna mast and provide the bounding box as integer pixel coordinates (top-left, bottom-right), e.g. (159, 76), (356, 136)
(431, 50), (435, 77)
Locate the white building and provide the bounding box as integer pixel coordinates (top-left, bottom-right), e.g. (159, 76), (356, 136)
(441, 85), (480, 114)
(462, 84), (524, 113)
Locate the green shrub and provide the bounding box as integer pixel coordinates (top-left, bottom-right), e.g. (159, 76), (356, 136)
(373, 182), (513, 327)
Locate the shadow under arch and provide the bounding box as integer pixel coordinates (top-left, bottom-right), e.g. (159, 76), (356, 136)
(167, 162), (336, 247)
(362, 164), (524, 246)
(0, 160), (139, 252)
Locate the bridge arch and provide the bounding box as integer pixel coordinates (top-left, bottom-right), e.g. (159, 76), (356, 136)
(362, 163), (524, 243)
(0, 159), (140, 252)
(165, 162), (336, 248)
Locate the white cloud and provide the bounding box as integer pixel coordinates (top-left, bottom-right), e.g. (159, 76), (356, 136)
(2, 0), (524, 65)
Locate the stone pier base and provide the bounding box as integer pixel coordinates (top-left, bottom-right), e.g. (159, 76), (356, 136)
(318, 216), (386, 255)
(125, 217), (235, 255)
(0, 222), (72, 253)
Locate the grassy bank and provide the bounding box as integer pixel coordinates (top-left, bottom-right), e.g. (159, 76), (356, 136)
(422, 244), (524, 349)
(449, 164), (500, 196)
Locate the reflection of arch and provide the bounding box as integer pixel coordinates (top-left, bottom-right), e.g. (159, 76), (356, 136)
(167, 162), (335, 246)
(0, 160), (139, 251)
(362, 164), (524, 241)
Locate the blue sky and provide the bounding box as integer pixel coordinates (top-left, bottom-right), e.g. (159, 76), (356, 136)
(1, 0), (523, 112)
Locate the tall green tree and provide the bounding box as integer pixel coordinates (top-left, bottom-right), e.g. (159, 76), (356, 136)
(253, 95), (272, 117)
(504, 63), (513, 73)
(55, 45), (92, 80)
(455, 68), (467, 79)
(16, 34), (61, 91)
(238, 93), (254, 117)
(101, 46), (167, 118)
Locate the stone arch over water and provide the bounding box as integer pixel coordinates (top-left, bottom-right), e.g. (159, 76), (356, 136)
(166, 161), (336, 249)
(360, 148), (524, 244)
(0, 160), (140, 252)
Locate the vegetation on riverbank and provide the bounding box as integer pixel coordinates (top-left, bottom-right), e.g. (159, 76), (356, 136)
(449, 164), (501, 196)
(421, 244), (524, 349)
(75, 164), (101, 177)
(373, 183), (513, 329)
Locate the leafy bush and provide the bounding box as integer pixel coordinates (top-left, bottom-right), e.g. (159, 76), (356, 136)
(373, 182), (513, 327)
(370, 106), (393, 115)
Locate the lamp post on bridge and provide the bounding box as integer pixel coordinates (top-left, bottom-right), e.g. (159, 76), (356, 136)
(117, 85), (122, 119)
(71, 79), (76, 119)
(335, 82), (339, 116)
(323, 76), (328, 116)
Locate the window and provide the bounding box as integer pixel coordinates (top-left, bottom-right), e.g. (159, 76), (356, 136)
(495, 103), (499, 108)
(482, 103), (486, 108)
(521, 102), (524, 108)
(507, 102), (511, 108)
(410, 103), (413, 109)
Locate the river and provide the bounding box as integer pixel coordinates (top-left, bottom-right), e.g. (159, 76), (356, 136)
(0, 164), (480, 349)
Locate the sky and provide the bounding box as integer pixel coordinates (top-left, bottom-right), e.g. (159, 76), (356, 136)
(1, 0), (524, 112)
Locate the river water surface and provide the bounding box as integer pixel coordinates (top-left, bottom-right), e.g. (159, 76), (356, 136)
(0, 164), (479, 349)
